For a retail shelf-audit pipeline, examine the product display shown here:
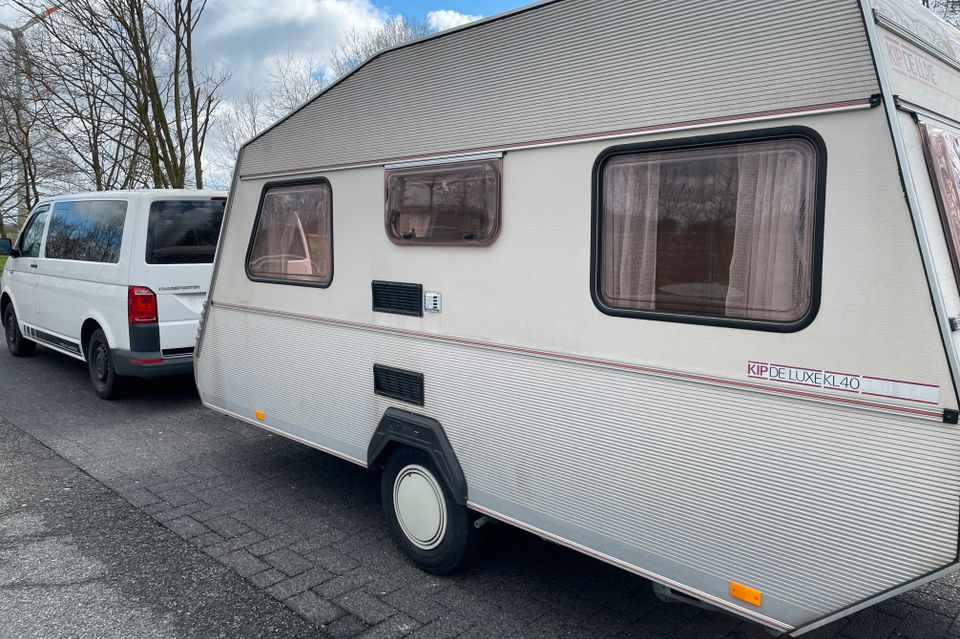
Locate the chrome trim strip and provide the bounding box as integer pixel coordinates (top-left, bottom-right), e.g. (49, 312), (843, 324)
(384, 152), (503, 170)
(465, 501), (794, 633)
(208, 301), (945, 421)
(895, 96), (960, 133)
(862, 0), (960, 408)
(238, 100), (874, 182)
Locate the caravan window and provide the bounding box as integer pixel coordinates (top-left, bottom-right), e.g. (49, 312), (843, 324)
(45, 200), (127, 263)
(920, 123), (960, 287)
(247, 181), (333, 286)
(385, 159), (501, 245)
(594, 132), (821, 329)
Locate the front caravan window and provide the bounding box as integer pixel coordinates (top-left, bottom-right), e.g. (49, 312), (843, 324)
(920, 124), (960, 286)
(247, 181), (333, 286)
(385, 159), (501, 245)
(595, 131), (822, 330)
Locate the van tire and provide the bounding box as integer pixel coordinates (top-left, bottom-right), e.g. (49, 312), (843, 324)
(381, 447), (481, 575)
(4, 306), (36, 357)
(87, 328), (125, 400)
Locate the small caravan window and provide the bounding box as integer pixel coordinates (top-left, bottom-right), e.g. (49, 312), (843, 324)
(45, 200), (127, 263)
(247, 181), (333, 286)
(920, 123), (960, 287)
(595, 132), (822, 329)
(385, 159), (501, 245)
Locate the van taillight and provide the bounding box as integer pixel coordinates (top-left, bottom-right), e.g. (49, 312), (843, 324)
(128, 286), (158, 324)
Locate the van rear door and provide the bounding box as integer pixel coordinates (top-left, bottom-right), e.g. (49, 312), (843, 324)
(140, 197), (225, 356)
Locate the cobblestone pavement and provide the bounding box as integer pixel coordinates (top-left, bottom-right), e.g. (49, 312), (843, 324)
(3, 347), (960, 638)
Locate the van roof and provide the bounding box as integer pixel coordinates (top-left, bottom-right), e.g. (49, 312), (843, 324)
(37, 189), (227, 205)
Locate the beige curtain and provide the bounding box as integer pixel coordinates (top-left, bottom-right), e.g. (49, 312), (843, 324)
(725, 143), (811, 321)
(602, 157), (660, 309)
(923, 125), (960, 254)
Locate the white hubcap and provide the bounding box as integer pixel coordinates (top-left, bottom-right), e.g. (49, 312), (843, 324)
(393, 464), (447, 550)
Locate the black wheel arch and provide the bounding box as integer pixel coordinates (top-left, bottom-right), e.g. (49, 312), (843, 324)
(368, 407), (468, 505)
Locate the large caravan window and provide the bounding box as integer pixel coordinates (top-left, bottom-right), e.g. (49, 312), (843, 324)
(920, 123), (960, 286)
(247, 181), (333, 286)
(595, 133), (821, 329)
(146, 199), (226, 264)
(385, 159), (501, 245)
(45, 200), (127, 263)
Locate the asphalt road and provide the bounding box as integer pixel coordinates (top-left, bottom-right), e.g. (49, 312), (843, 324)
(2, 345), (960, 638)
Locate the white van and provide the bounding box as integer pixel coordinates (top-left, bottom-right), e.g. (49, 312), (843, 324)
(194, 0), (960, 635)
(0, 190), (226, 398)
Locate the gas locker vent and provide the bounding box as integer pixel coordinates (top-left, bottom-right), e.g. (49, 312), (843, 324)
(372, 280), (423, 317)
(374, 365), (425, 406)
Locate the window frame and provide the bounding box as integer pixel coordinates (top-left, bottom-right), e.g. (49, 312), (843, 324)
(245, 177), (334, 289)
(918, 120), (960, 292)
(384, 157), (502, 246)
(590, 126), (826, 333)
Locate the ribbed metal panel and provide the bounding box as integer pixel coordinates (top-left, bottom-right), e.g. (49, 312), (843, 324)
(197, 304), (960, 628)
(239, 0), (878, 177)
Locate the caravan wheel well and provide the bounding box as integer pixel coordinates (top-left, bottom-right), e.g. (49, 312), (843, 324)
(367, 407), (468, 505)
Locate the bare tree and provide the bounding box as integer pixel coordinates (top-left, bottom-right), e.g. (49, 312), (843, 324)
(329, 17), (432, 80)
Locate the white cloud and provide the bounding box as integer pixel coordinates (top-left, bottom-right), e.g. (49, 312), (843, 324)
(426, 9), (481, 32)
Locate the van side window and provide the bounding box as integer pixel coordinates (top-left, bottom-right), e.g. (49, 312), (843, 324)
(46, 200), (127, 263)
(17, 205), (50, 258)
(146, 199), (226, 264)
(920, 123), (960, 287)
(247, 181), (333, 286)
(385, 159), (501, 245)
(594, 133), (821, 329)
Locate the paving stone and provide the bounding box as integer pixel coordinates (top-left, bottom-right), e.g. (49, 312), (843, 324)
(323, 613), (370, 639)
(338, 590), (398, 625)
(286, 590), (345, 626)
(163, 516), (210, 539)
(263, 548), (314, 576)
(316, 568), (377, 599)
(357, 615), (421, 639)
(267, 567), (335, 600)
(219, 549), (270, 577)
(205, 515), (251, 539)
(249, 568), (287, 589)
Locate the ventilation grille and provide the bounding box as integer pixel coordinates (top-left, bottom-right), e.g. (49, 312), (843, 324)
(372, 280), (423, 317)
(374, 365), (425, 406)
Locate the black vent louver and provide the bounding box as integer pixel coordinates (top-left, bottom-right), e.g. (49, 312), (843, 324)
(372, 280), (423, 317)
(374, 365), (425, 406)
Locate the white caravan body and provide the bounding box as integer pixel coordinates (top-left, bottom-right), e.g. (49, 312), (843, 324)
(196, 1), (960, 634)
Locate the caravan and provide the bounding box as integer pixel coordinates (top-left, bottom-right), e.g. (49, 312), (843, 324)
(195, 0), (960, 634)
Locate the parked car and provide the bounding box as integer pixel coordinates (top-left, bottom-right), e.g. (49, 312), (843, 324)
(194, 0), (960, 635)
(0, 190), (226, 398)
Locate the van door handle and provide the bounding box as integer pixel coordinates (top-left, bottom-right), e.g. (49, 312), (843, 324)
(29, 263), (38, 269)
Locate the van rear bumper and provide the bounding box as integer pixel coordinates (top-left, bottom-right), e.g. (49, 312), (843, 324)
(112, 349), (193, 378)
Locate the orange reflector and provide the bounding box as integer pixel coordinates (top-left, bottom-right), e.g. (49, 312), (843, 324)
(254, 409), (265, 421)
(730, 581), (762, 607)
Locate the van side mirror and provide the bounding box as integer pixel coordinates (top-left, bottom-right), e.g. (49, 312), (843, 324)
(0, 238), (12, 257)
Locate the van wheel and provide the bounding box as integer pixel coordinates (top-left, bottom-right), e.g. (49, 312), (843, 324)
(381, 448), (481, 574)
(4, 306), (36, 357)
(87, 328), (125, 400)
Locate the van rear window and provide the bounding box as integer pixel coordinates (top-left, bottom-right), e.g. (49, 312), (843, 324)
(146, 200), (225, 264)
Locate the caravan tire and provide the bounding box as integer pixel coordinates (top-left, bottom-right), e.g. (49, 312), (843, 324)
(4, 306), (35, 357)
(381, 447), (480, 575)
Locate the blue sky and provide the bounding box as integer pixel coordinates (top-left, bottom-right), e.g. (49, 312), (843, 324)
(382, 0), (525, 18)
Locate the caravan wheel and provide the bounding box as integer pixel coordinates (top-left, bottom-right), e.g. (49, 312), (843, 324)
(381, 448), (480, 574)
